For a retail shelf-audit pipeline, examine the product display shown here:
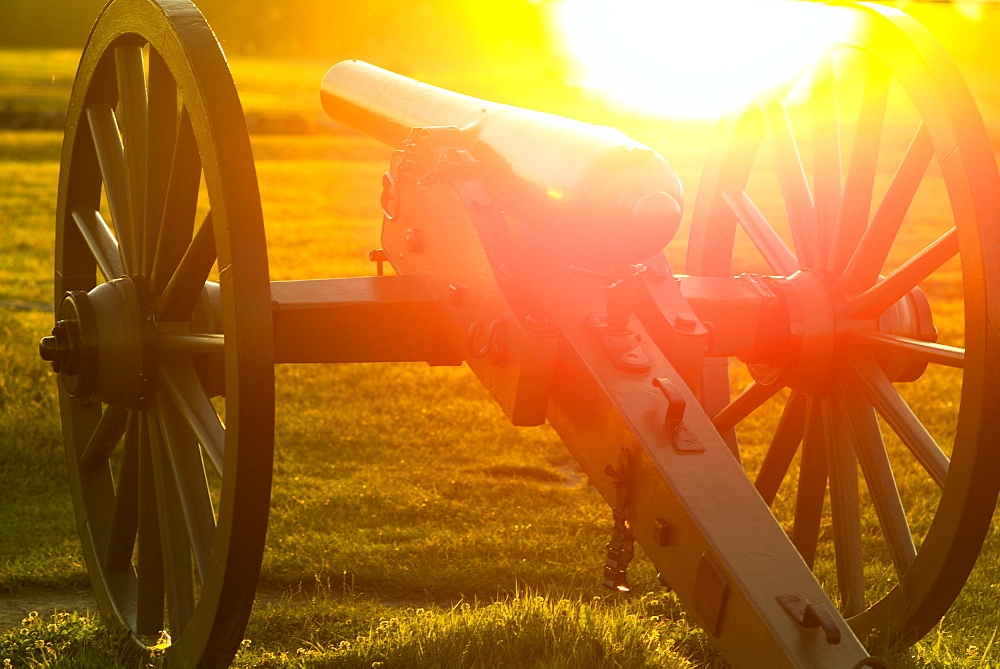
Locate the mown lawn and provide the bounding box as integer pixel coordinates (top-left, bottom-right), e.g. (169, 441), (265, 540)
(4, 6), (1000, 665)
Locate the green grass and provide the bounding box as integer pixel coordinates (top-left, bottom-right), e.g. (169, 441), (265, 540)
(237, 588), (722, 669)
(0, 129), (81, 585)
(4, 15), (1000, 666)
(0, 50), (77, 116)
(0, 611), (148, 669)
(0, 309), (84, 592)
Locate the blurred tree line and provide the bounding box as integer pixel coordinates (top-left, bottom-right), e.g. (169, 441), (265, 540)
(2, 0), (107, 48)
(1, 0), (554, 72)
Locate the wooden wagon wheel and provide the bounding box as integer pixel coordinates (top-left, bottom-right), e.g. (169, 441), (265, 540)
(686, 3), (1000, 646)
(41, 0), (273, 665)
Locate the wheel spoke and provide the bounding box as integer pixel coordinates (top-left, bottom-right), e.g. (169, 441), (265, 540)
(136, 411), (165, 637)
(115, 44), (148, 273)
(150, 106), (201, 295)
(157, 211), (217, 321)
(754, 391), (807, 505)
(86, 103), (133, 274)
(156, 394), (216, 583)
(829, 55), (889, 273)
(848, 358), (949, 487)
(722, 191), (799, 276)
(847, 227), (958, 319)
(160, 361), (225, 475)
(823, 394), (865, 616)
(79, 403), (128, 470)
(159, 332), (225, 354)
(841, 123), (934, 293)
(839, 390), (916, 576)
(852, 331), (964, 369)
(760, 97), (818, 267)
(702, 358), (741, 455)
(71, 207), (123, 281)
(144, 48), (177, 275)
(792, 398), (827, 569)
(811, 53), (842, 261)
(104, 411), (139, 574)
(147, 407), (196, 632)
(711, 381), (781, 434)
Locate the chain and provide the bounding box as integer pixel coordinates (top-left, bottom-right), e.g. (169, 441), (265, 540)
(602, 507), (635, 592)
(602, 446), (634, 592)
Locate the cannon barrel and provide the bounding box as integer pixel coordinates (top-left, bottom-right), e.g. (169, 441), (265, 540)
(321, 60), (683, 269)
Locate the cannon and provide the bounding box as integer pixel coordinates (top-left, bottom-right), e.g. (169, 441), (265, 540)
(38, 0), (1000, 666)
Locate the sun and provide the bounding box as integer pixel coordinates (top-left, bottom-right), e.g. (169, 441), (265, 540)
(548, 0), (854, 119)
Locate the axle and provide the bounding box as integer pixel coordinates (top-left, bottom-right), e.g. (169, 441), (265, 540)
(672, 271), (937, 394)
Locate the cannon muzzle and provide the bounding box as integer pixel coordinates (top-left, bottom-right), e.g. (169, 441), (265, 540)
(321, 61), (683, 270)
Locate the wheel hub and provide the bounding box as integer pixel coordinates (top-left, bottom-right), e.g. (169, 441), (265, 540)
(747, 269), (937, 395)
(874, 281), (937, 382)
(747, 269), (840, 394)
(39, 275), (158, 407)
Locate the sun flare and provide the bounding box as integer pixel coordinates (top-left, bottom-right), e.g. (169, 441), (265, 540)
(549, 0), (854, 119)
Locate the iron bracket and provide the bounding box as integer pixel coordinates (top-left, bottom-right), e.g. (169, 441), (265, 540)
(776, 594), (842, 645)
(586, 313), (650, 374)
(467, 317), (507, 364)
(652, 377), (704, 453)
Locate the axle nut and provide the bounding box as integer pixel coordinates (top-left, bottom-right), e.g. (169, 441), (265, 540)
(38, 320), (78, 373)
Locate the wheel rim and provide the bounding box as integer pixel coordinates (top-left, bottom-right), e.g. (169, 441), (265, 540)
(49, 0), (273, 665)
(686, 3), (1000, 646)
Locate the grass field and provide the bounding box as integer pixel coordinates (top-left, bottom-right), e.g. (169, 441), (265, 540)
(3, 4), (1000, 667)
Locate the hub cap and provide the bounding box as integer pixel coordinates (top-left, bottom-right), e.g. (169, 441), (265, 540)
(40, 275), (158, 407)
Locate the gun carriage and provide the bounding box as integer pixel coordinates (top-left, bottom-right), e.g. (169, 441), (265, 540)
(38, 0), (1000, 666)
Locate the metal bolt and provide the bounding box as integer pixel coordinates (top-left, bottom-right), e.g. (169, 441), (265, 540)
(38, 335), (61, 372)
(653, 518), (671, 546)
(38, 321), (74, 373)
(405, 228), (419, 252)
(369, 249), (389, 276)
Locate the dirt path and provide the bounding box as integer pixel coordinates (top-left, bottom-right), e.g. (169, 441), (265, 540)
(0, 588), (98, 631)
